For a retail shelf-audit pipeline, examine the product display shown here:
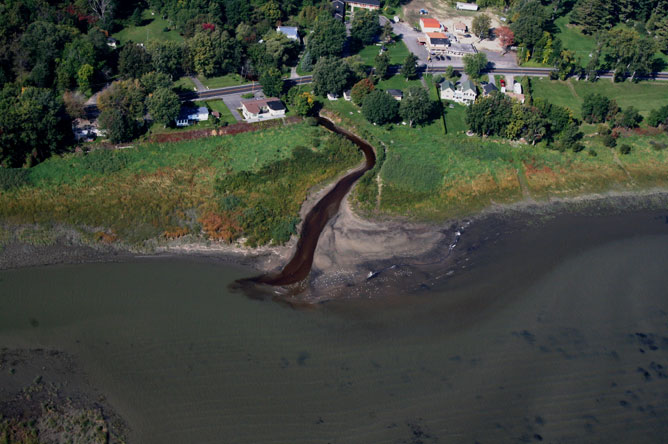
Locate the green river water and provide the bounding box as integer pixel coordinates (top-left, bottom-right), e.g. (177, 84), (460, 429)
(1, 211), (668, 443)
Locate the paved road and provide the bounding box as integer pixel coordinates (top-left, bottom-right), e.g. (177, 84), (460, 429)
(181, 68), (668, 102)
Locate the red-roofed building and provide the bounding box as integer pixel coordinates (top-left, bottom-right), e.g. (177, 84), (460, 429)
(241, 98), (286, 121)
(420, 18), (443, 33)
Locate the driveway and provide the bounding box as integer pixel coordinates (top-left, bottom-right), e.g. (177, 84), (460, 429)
(220, 89), (265, 122)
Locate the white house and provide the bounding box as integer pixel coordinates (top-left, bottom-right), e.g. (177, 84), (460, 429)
(276, 26), (299, 41)
(343, 90), (352, 101)
(456, 2), (479, 11)
(513, 82), (523, 94)
(240, 97), (286, 121)
(441, 80), (477, 105)
(175, 106), (209, 127)
(420, 18), (442, 33)
(387, 89), (403, 101)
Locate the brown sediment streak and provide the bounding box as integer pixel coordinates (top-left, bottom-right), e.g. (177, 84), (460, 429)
(248, 116), (376, 286)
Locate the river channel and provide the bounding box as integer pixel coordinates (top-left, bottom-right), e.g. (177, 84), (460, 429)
(1, 206), (667, 443)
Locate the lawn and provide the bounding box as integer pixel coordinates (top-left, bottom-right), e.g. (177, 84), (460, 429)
(112, 9), (183, 45)
(204, 100), (238, 125)
(355, 40), (411, 66)
(376, 75), (423, 91)
(1, 123), (363, 246)
(553, 15), (597, 67)
(531, 77), (668, 118)
(197, 74), (246, 89)
(174, 76), (196, 92)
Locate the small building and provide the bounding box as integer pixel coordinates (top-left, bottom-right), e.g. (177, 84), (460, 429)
(241, 97), (286, 121)
(72, 118), (105, 142)
(513, 82), (523, 94)
(276, 26), (299, 41)
(456, 2), (479, 11)
(420, 18), (442, 33)
(327, 93), (339, 101)
(343, 90), (352, 101)
(175, 106), (209, 127)
(481, 82), (498, 97)
(426, 32), (449, 51)
(454, 22), (468, 35)
(387, 89), (403, 101)
(106, 37), (118, 48)
(505, 92), (525, 104)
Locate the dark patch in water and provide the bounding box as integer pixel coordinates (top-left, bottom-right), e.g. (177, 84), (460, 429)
(28, 318), (39, 328)
(513, 330), (536, 345)
(638, 367), (652, 381)
(534, 434), (543, 441)
(297, 351), (310, 366)
(449, 355), (461, 362)
(279, 357), (290, 368)
(534, 416), (544, 425)
(619, 400), (630, 407)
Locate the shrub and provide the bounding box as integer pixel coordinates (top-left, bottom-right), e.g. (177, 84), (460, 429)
(619, 144), (632, 155)
(649, 140), (666, 151)
(588, 148), (597, 157)
(241, 93), (254, 99)
(0, 168), (30, 191)
(602, 134), (617, 147)
(82, 149), (129, 174)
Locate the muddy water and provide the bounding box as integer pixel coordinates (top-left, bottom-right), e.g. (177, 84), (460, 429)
(1, 210), (668, 443)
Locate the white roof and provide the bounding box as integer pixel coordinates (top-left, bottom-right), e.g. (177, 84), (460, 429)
(276, 26), (299, 39)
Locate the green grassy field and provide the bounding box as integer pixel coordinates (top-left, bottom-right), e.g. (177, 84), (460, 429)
(554, 15), (597, 67)
(355, 40), (411, 66)
(174, 76), (196, 92)
(197, 74), (246, 89)
(324, 74), (668, 220)
(376, 75), (423, 91)
(0, 123), (363, 246)
(531, 77), (668, 118)
(112, 10), (183, 45)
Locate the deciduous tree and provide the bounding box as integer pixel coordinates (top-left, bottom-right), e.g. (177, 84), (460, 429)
(147, 87), (180, 127)
(351, 9), (381, 45)
(402, 53), (418, 80)
(260, 67), (284, 98)
(362, 89), (398, 125)
(463, 52), (488, 78)
(351, 78), (375, 106)
(399, 87), (432, 127)
(312, 56), (350, 96)
(472, 14), (492, 40)
(495, 26), (514, 51)
(307, 12), (347, 60)
(374, 52), (390, 79)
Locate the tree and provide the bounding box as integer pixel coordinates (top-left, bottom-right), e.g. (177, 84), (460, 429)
(118, 43), (152, 79)
(399, 87), (432, 127)
(307, 12), (347, 60)
(466, 92), (514, 136)
(56, 37), (97, 91)
(472, 14), (492, 40)
(647, 104), (668, 127)
(555, 50), (580, 80)
(571, 0), (616, 35)
(351, 9), (381, 45)
(374, 52), (390, 79)
(495, 26), (515, 52)
(0, 84), (69, 167)
(463, 52), (488, 78)
(312, 56), (350, 96)
(511, 1), (548, 50)
(344, 55), (369, 81)
(299, 51), (314, 73)
(613, 106), (643, 129)
(77, 64), (94, 95)
(402, 53), (418, 80)
(187, 30), (241, 77)
(147, 41), (184, 78)
(260, 68), (284, 98)
(147, 87), (180, 127)
(261, 31), (299, 70)
(98, 79), (146, 143)
(362, 90), (399, 125)
(89, 0), (114, 25)
(603, 28), (657, 80)
(63, 90), (86, 120)
(381, 21), (393, 42)
(351, 78), (375, 106)
(140, 72), (172, 94)
(556, 122), (584, 152)
(581, 93), (611, 123)
(292, 91), (316, 116)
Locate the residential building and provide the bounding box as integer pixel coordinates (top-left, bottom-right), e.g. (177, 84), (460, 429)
(175, 106), (209, 127)
(327, 93), (339, 100)
(332, 0), (345, 19)
(387, 89), (403, 100)
(241, 98), (286, 121)
(276, 26), (299, 41)
(441, 80), (477, 105)
(343, 90), (352, 101)
(420, 18), (443, 33)
(456, 2), (479, 11)
(513, 82), (523, 94)
(332, 0), (380, 17)
(481, 82), (498, 97)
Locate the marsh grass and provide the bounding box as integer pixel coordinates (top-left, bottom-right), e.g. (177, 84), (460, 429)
(0, 124), (361, 247)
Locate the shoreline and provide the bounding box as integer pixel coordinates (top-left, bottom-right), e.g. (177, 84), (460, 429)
(2, 187), (668, 300)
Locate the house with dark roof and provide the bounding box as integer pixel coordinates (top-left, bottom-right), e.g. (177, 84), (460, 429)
(440, 80), (457, 101)
(481, 82), (498, 96)
(332, 0), (380, 19)
(387, 89), (403, 100)
(240, 98), (286, 121)
(426, 32), (449, 51)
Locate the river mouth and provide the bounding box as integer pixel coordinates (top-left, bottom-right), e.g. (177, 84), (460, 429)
(235, 117), (376, 290)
